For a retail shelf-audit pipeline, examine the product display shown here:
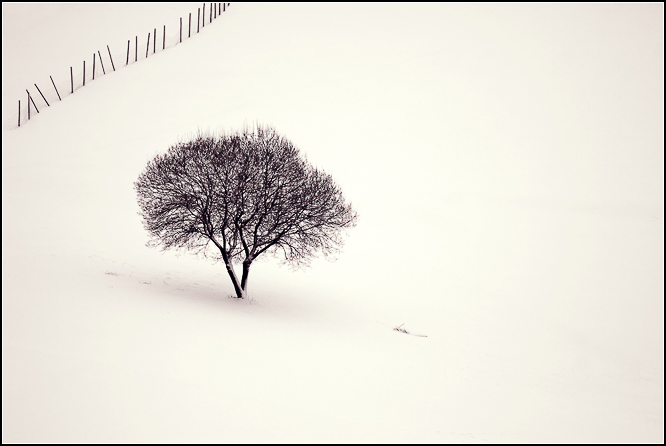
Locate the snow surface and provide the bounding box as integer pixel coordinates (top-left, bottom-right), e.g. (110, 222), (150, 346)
(2, 3), (664, 443)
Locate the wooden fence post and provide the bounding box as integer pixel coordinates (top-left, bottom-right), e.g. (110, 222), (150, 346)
(163, 25), (166, 49)
(210, 3), (212, 23)
(30, 94), (39, 113)
(50, 76), (62, 100)
(98, 50), (106, 74)
(18, 100), (20, 127)
(198, 8), (200, 33)
(203, 4), (205, 28)
(146, 32), (150, 58)
(27, 90), (39, 113)
(153, 28), (156, 54)
(107, 45), (116, 71)
(93, 52), (95, 80)
(180, 17), (182, 42)
(189, 13), (191, 37)
(83, 60), (86, 86)
(135, 36), (138, 62)
(34, 83), (50, 106)
(71, 67), (74, 93)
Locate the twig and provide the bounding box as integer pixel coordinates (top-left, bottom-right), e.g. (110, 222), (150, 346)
(393, 323), (427, 337)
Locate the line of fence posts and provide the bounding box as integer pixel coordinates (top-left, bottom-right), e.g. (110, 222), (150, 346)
(87, 3), (222, 71)
(14, 3), (231, 128)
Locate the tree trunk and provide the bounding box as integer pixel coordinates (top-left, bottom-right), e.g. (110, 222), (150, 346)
(214, 242), (245, 298)
(240, 260), (252, 296)
(223, 261), (244, 298)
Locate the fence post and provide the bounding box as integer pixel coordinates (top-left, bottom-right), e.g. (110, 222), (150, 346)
(163, 25), (166, 49)
(107, 45), (116, 71)
(146, 33), (150, 58)
(93, 52), (95, 80)
(198, 8), (200, 33)
(27, 90), (39, 113)
(153, 28), (156, 54)
(83, 60), (85, 86)
(210, 3), (212, 23)
(135, 36), (138, 62)
(126, 40), (130, 65)
(189, 13), (191, 37)
(203, 4), (205, 28)
(18, 100), (20, 127)
(98, 50), (106, 74)
(50, 76), (62, 100)
(34, 83), (50, 106)
(214, 2), (216, 18)
(223, 3), (225, 12)
(71, 66), (73, 93)
(180, 18), (182, 42)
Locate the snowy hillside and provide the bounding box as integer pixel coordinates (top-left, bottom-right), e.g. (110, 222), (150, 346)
(2, 3), (663, 442)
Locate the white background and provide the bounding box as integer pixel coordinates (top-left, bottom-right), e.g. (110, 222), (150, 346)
(2, 3), (663, 442)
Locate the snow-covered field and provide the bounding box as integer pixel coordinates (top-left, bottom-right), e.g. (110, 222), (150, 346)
(2, 3), (663, 442)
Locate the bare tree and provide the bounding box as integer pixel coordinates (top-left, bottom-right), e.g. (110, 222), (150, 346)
(134, 125), (358, 298)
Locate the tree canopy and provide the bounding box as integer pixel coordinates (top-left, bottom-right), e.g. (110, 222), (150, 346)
(134, 125), (358, 298)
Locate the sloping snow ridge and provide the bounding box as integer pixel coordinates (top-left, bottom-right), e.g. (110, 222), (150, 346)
(2, 3), (663, 443)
